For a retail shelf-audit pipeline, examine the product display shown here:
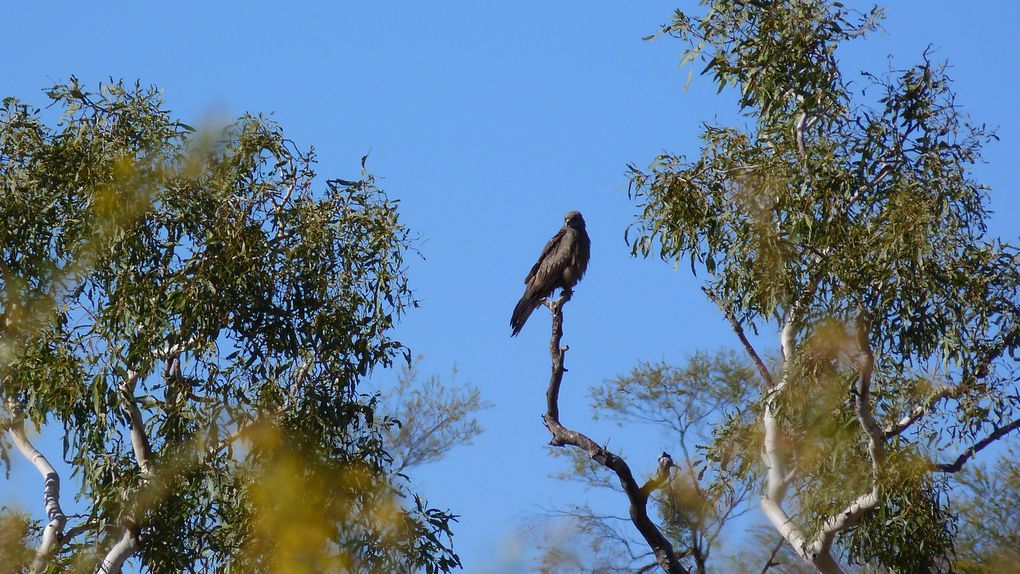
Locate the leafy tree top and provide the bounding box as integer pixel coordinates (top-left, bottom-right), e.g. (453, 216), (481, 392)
(627, 1), (1018, 571)
(1, 78), (459, 573)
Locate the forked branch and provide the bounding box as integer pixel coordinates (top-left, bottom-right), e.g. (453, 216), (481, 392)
(539, 291), (687, 574)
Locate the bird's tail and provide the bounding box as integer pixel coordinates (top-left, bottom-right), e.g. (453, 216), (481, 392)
(510, 295), (539, 337)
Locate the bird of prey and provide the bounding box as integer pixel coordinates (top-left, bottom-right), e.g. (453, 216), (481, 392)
(510, 210), (590, 336)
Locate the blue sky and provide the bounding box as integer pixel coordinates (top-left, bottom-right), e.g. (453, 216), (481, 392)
(2, 1), (1018, 572)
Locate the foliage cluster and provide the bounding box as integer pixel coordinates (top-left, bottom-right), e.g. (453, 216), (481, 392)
(1, 79), (459, 573)
(619, 0), (1019, 571)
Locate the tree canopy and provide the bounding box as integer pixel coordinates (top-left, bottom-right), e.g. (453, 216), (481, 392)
(1, 79), (460, 573)
(623, 0), (1019, 572)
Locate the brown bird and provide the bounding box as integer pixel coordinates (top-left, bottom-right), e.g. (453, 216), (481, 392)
(510, 210), (590, 336)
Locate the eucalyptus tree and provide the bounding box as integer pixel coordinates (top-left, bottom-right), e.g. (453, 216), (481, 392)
(627, 1), (1019, 572)
(0, 79), (460, 573)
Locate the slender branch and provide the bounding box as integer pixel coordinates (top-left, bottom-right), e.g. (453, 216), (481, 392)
(883, 385), (964, 438)
(7, 415), (67, 574)
(934, 417), (1020, 473)
(886, 329), (1013, 439)
(814, 489), (881, 549)
(702, 287), (773, 387)
(100, 367), (153, 573)
(779, 311), (796, 371)
(758, 537), (785, 574)
(800, 314), (884, 568)
(763, 309), (796, 501)
(794, 111), (807, 156)
(758, 308), (848, 572)
(540, 291), (688, 574)
(851, 313), (884, 472)
(61, 522), (92, 543)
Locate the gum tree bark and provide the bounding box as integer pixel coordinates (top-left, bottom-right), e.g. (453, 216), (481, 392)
(539, 291), (687, 574)
(98, 368), (149, 573)
(7, 414), (67, 574)
(711, 293), (1018, 574)
(708, 297), (879, 574)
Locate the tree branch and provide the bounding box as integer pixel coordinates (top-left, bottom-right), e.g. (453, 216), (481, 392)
(7, 415), (67, 574)
(762, 309), (796, 501)
(758, 537), (785, 574)
(97, 528), (139, 574)
(934, 417), (1020, 473)
(120, 369), (153, 477)
(702, 287), (773, 387)
(885, 330), (1011, 439)
(883, 385), (964, 438)
(539, 292), (688, 574)
(814, 489), (881, 550)
(802, 314), (884, 569)
(99, 367), (153, 572)
(757, 308), (850, 573)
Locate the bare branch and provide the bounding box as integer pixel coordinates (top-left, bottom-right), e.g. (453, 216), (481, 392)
(758, 538), (785, 574)
(762, 310), (796, 502)
(779, 310), (797, 369)
(98, 367), (153, 572)
(61, 522), (92, 544)
(807, 313), (884, 565)
(883, 385), (964, 438)
(815, 489), (882, 550)
(934, 417), (1020, 473)
(851, 313), (884, 471)
(794, 111), (807, 156)
(540, 292), (688, 574)
(120, 369), (153, 477)
(702, 288), (773, 387)
(887, 328), (1014, 438)
(758, 309), (849, 574)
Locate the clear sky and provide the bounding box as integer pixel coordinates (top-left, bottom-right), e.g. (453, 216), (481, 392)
(2, 1), (1018, 572)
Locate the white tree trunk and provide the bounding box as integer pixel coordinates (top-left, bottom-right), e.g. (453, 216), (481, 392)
(8, 418), (67, 574)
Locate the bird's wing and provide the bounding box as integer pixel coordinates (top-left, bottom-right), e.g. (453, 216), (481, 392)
(524, 229), (564, 284)
(524, 228), (574, 296)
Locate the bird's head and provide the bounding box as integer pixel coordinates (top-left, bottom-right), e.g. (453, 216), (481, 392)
(564, 210), (585, 229)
